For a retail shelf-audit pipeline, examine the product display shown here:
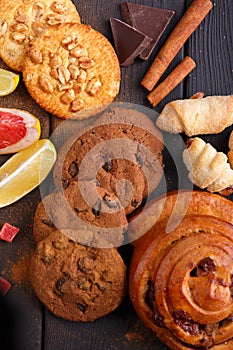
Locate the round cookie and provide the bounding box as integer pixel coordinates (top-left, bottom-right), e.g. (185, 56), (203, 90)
(97, 159), (146, 215)
(33, 181), (128, 247)
(0, 0), (80, 72)
(33, 191), (62, 243)
(53, 107), (164, 214)
(29, 230), (127, 322)
(23, 23), (120, 119)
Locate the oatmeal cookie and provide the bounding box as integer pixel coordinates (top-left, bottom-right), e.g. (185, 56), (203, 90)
(23, 23), (120, 119)
(29, 230), (127, 322)
(0, 0), (80, 72)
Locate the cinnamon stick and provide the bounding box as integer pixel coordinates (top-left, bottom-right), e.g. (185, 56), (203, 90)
(141, 0), (213, 91)
(147, 56), (196, 107)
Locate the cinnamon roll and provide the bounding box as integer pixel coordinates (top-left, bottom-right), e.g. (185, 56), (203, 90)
(130, 214), (233, 349)
(128, 190), (233, 245)
(129, 215), (233, 350)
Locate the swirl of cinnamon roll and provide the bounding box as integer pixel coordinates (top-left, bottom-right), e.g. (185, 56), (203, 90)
(130, 214), (233, 349)
(128, 190), (233, 245)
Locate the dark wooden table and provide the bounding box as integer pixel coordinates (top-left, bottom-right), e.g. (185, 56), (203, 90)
(0, 1), (232, 349)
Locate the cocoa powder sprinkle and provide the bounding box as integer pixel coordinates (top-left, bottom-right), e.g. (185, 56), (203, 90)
(11, 250), (34, 285)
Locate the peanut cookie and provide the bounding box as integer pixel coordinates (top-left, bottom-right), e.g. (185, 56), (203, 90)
(0, 0), (80, 72)
(53, 106), (164, 214)
(33, 181), (128, 247)
(23, 23), (120, 119)
(29, 230), (127, 322)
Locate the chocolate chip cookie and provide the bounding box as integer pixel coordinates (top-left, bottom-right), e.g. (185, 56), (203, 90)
(23, 23), (120, 119)
(53, 106), (164, 214)
(33, 181), (128, 247)
(0, 0), (80, 71)
(29, 230), (127, 322)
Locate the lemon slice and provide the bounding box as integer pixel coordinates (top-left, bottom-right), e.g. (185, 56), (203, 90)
(0, 139), (56, 208)
(0, 68), (20, 96)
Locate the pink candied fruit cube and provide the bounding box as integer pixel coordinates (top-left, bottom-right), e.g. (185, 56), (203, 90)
(0, 276), (11, 296)
(0, 223), (20, 242)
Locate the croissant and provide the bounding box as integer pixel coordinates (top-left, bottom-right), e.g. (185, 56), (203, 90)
(156, 95), (233, 136)
(130, 213), (233, 350)
(183, 137), (233, 193)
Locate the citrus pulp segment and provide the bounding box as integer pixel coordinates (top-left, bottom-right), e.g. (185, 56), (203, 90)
(0, 108), (41, 154)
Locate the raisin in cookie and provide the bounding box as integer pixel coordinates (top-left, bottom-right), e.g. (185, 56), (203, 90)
(0, 0), (80, 72)
(23, 23), (120, 119)
(53, 106), (164, 214)
(33, 181), (128, 247)
(29, 230), (127, 322)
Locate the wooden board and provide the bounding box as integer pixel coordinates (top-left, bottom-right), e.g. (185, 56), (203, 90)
(0, 1), (232, 349)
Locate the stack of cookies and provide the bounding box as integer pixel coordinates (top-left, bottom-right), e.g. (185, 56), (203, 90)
(0, 0), (120, 119)
(31, 105), (164, 321)
(31, 164), (128, 321)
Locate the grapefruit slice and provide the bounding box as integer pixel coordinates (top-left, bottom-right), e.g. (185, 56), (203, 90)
(0, 108), (41, 154)
(0, 139), (56, 208)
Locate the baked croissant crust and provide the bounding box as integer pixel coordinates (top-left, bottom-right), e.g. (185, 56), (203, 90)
(156, 95), (233, 136)
(183, 137), (233, 192)
(130, 214), (233, 349)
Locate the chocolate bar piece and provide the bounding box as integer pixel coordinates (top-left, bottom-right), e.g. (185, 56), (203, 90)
(110, 18), (152, 67)
(121, 2), (174, 60)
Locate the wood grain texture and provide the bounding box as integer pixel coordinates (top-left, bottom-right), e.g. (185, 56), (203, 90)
(184, 0), (232, 97)
(0, 58), (47, 349)
(0, 0), (232, 350)
(184, 0), (233, 159)
(0, 189), (44, 350)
